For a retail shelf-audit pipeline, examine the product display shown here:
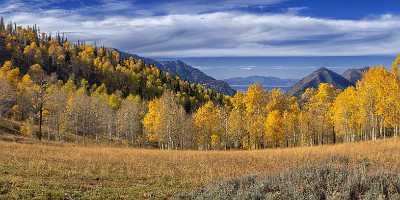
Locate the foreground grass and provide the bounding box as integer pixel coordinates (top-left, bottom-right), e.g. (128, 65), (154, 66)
(1, 138), (400, 199)
(179, 158), (400, 199)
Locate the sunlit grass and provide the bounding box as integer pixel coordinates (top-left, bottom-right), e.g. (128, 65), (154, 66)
(1, 138), (400, 199)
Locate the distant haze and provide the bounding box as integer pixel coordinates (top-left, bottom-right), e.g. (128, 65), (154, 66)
(154, 56), (395, 79)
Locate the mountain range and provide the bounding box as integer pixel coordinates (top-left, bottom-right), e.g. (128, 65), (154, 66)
(116, 48), (370, 97)
(115, 49), (236, 96)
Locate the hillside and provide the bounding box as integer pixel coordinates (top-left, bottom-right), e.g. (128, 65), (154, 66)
(342, 67), (370, 85)
(114, 49), (235, 96)
(0, 23), (226, 113)
(159, 60), (236, 95)
(287, 67), (352, 96)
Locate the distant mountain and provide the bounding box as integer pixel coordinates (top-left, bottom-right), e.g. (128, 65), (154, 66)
(287, 67), (352, 96)
(159, 60), (236, 95)
(224, 76), (298, 91)
(114, 49), (236, 96)
(342, 67), (370, 85)
(224, 75), (297, 86)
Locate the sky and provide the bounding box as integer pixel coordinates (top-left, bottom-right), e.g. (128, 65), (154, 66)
(177, 56), (395, 79)
(1, 0), (400, 78)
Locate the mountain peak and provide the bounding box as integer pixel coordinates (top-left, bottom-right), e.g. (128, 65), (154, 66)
(315, 67), (329, 71)
(287, 67), (352, 96)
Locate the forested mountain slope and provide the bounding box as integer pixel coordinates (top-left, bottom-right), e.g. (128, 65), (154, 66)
(114, 49), (235, 96)
(0, 21), (225, 113)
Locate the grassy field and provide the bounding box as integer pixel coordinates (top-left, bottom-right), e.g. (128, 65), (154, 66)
(1, 137), (400, 199)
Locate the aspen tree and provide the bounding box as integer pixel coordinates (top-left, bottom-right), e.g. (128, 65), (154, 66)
(265, 110), (284, 147)
(243, 83), (267, 149)
(194, 101), (220, 150)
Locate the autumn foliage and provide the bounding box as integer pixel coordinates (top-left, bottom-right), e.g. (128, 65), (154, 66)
(1, 18), (400, 150)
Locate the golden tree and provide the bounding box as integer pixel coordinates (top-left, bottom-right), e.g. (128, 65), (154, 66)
(265, 110), (284, 147)
(193, 101), (220, 150)
(332, 87), (359, 142)
(243, 83), (267, 149)
(304, 83), (337, 145)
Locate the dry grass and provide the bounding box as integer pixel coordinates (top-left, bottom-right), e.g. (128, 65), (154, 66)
(1, 138), (400, 199)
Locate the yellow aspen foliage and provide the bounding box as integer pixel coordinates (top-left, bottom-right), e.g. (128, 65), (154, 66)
(193, 101), (220, 150)
(210, 134), (220, 149)
(78, 45), (95, 64)
(266, 88), (287, 113)
(0, 61), (13, 78)
(228, 108), (246, 148)
(143, 91), (186, 149)
(356, 67), (388, 140)
(392, 54), (400, 78)
(111, 50), (120, 63)
(23, 42), (42, 63)
(282, 97), (300, 147)
(126, 94), (141, 103)
(108, 94), (122, 110)
(93, 83), (107, 96)
(303, 83), (337, 145)
(20, 119), (35, 137)
(30, 64), (44, 76)
(77, 79), (89, 95)
(143, 99), (162, 143)
(62, 79), (77, 97)
(265, 110), (284, 147)
(244, 83), (266, 115)
(230, 92), (245, 111)
(332, 87), (359, 141)
(20, 74), (33, 88)
(243, 83), (267, 149)
(6, 68), (20, 86)
(63, 41), (71, 51)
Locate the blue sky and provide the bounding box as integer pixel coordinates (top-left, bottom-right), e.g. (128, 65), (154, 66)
(1, 0), (400, 58)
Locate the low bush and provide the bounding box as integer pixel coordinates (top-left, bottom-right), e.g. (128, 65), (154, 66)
(177, 157), (400, 200)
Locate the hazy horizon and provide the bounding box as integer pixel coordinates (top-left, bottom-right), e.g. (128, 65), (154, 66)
(155, 55), (395, 79)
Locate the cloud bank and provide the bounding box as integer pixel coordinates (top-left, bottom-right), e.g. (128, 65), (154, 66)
(1, 0), (399, 57)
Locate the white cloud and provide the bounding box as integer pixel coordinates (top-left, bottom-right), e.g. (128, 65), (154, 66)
(240, 66), (256, 70)
(1, 0), (400, 57)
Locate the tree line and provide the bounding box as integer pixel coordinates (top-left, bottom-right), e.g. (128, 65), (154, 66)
(143, 61), (400, 150)
(0, 18), (400, 150)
